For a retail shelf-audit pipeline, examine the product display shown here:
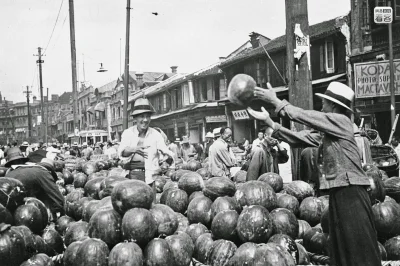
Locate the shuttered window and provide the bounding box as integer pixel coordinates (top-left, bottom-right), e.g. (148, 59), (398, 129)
(319, 44), (325, 72)
(183, 84), (190, 106)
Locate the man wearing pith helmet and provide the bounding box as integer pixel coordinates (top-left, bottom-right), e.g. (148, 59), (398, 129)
(118, 98), (174, 186)
(247, 81), (380, 266)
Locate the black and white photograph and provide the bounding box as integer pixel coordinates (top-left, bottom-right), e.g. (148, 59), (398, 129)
(0, 0), (399, 265)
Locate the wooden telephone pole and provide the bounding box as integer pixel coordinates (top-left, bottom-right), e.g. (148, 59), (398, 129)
(285, 0), (313, 180)
(35, 47), (45, 143)
(69, 0), (79, 142)
(123, 0), (131, 130)
(23, 86), (32, 138)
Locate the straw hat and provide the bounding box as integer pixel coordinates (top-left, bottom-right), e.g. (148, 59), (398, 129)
(5, 147), (28, 167)
(21, 141), (29, 147)
(205, 132), (214, 138)
(72, 142), (78, 147)
(181, 136), (189, 144)
(131, 98), (155, 117)
(213, 128), (222, 138)
(315, 82), (354, 112)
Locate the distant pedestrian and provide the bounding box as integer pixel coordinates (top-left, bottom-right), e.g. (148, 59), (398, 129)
(209, 127), (235, 178)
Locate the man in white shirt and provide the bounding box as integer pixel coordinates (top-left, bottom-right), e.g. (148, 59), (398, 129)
(252, 131), (264, 147)
(118, 98), (174, 185)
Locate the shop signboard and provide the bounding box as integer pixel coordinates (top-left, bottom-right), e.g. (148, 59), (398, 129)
(374, 6), (393, 24)
(205, 115), (227, 123)
(354, 59), (400, 98)
(232, 110), (250, 120)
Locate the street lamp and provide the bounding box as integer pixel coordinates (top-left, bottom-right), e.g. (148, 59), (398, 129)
(97, 63), (108, 73)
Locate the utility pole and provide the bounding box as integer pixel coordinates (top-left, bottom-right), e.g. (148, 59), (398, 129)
(35, 47), (45, 143)
(285, 0), (313, 180)
(4, 98), (15, 143)
(123, 0), (131, 130)
(388, 0), (396, 127)
(23, 86), (32, 138)
(69, 0), (79, 141)
(46, 88), (49, 144)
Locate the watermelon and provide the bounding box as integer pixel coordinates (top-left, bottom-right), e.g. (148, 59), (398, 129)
(189, 191), (204, 203)
(384, 177), (400, 202)
(196, 168), (212, 180)
(14, 205), (44, 234)
(232, 170), (247, 184)
(372, 201), (400, 238)
(75, 238), (110, 266)
(73, 173), (89, 188)
(88, 209), (122, 248)
(42, 227), (64, 256)
(111, 180), (154, 214)
(121, 208), (156, 247)
(82, 162), (99, 176)
(160, 188), (188, 214)
(186, 223), (209, 244)
(24, 197), (49, 229)
(299, 197), (324, 226)
(283, 181), (314, 202)
(178, 172), (205, 195)
(210, 196), (241, 220)
(203, 177), (236, 201)
(55, 216), (75, 236)
(258, 172), (284, 192)
(236, 205), (271, 243)
(268, 208), (299, 240)
(84, 177), (105, 200)
(182, 160), (202, 172)
(187, 196), (212, 227)
(64, 221), (89, 247)
(234, 181), (277, 211)
(207, 239), (237, 266)
(0, 177), (26, 212)
(63, 241), (83, 266)
(166, 231), (194, 266)
(253, 243), (296, 266)
(144, 238), (174, 265)
(150, 204), (178, 236)
(268, 234), (299, 264)
(296, 243), (310, 265)
(276, 194), (300, 217)
(228, 242), (257, 266)
(194, 233), (213, 263)
(154, 176), (167, 193)
(176, 212), (190, 232)
(211, 210), (239, 241)
(108, 242), (143, 266)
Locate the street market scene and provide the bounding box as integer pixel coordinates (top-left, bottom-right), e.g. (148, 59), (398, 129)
(2, 0), (400, 265)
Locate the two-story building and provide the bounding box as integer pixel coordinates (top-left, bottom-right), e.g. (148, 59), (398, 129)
(110, 69), (176, 141)
(350, 0), (400, 142)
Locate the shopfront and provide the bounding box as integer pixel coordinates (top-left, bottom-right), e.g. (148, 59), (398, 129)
(79, 130), (109, 145)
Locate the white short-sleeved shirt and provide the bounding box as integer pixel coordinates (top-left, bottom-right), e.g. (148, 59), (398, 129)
(118, 126), (173, 183)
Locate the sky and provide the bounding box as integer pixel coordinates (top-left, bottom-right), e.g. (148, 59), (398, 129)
(0, 0), (351, 103)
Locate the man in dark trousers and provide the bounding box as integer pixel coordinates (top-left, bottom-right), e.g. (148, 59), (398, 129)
(246, 127), (289, 181)
(5, 147), (65, 220)
(247, 81), (381, 266)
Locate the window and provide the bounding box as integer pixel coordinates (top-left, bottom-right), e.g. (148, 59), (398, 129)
(163, 93), (167, 110)
(325, 40), (335, 74)
(266, 60), (270, 83)
(319, 44), (325, 72)
(201, 80), (207, 101)
(395, 0), (400, 20)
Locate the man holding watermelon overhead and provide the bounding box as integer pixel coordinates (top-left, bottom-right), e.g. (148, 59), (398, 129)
(245, 81), (381, 266)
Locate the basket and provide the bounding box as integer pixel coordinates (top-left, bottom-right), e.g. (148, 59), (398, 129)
(370, 145), (399, 176)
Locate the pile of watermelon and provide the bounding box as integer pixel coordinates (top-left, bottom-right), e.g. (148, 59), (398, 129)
(1, 157), (400, 265)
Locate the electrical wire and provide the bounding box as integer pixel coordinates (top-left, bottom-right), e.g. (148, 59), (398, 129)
(43, 0), (64, 55)
(49, 13), (68, 52)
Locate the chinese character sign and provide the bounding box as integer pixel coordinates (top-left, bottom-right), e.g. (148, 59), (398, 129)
(374, 7), (393, 24)
(232, 110), (250, 120)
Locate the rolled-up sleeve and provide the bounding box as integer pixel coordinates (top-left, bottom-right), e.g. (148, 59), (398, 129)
(273, 124), (321, 148)
(118, 129), (131, 159)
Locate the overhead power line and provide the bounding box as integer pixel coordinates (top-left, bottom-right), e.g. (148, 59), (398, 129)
(43, 0), (65, 55)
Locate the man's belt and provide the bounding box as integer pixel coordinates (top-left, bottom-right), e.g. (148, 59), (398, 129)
(124, 161), (145, 171)
(130, 168), (145, 172)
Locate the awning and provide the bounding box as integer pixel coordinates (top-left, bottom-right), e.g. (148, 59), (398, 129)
(87, 106), (95, 114)
(151, 102), (218, 120)
(94, 102), (105, 112)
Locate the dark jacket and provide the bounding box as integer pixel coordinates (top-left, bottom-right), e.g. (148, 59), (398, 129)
(272, 100), (370, 190)
(246, 142), (289, 181)
(6, 166), (65, 216)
